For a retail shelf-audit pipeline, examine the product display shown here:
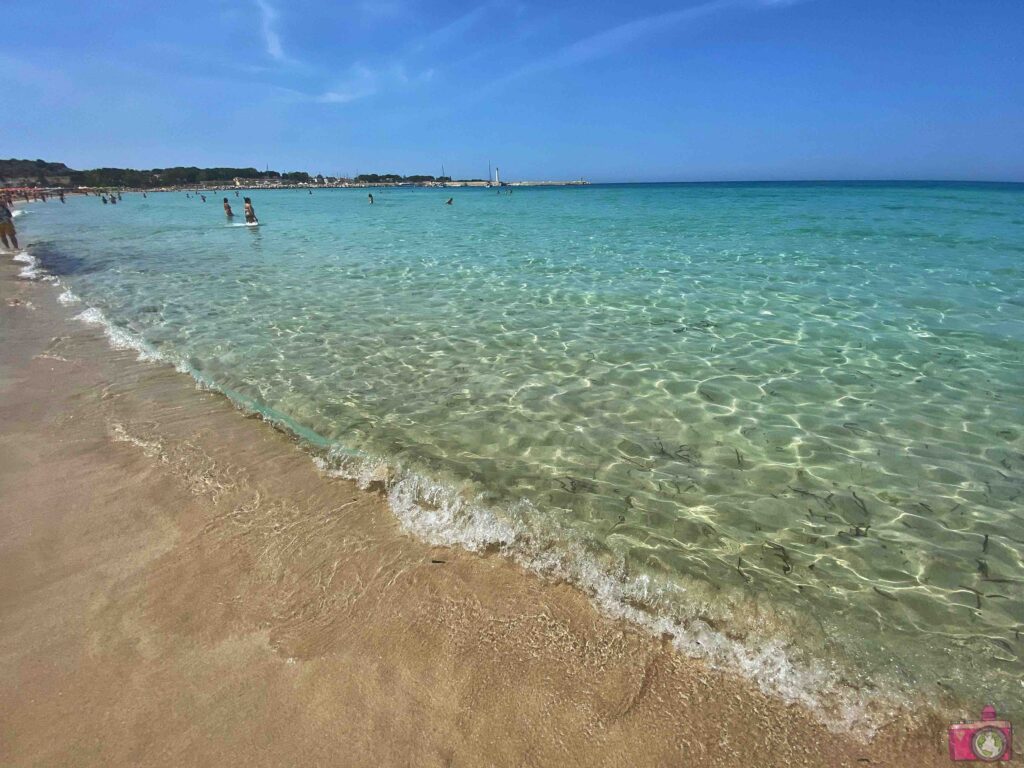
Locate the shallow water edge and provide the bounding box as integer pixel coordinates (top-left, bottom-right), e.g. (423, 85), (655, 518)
(5, 242), (966, 740)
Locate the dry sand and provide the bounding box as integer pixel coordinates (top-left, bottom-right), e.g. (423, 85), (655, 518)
(0, 261), (955, 767)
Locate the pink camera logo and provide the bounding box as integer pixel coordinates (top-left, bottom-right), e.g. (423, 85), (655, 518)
(948, 706), (1012, 762)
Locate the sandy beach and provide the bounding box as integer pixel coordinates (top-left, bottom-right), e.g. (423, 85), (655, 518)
(0, 258), (959, 766)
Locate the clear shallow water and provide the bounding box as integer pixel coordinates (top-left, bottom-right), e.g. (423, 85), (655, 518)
(17, 183), (1024, 727)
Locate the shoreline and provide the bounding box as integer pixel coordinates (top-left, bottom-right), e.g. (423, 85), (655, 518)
(2, 181), (588, 195)
(1, 256), (953, 766)
(13, 230), (930, 734)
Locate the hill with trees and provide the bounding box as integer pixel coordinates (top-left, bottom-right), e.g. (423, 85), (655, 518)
(0, 159), (312, 188)
(0, 158), (76, 185)
(2, 159), (485, 188)
(66, 166), (284, 187)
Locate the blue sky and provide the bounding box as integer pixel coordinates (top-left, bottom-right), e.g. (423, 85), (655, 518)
(3, 0), (1022, 181)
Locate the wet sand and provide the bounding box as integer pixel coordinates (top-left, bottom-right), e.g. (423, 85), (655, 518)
(0, 261), (951, 767)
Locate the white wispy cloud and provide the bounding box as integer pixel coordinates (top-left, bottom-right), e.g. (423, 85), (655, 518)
(489, 0), (812, 89)
(255, 0), (287, 62)
(412, 3), (495, 53)
(317, 64), (379, 103)
(243, 0), (436, 103)
(317, 63), (434, 104)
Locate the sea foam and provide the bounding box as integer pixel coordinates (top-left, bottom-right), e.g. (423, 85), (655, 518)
(12, 251), (56, 282)
(312, 447), (902, 736)
(58, 288), (80, 305)
(74, 306), (164, 363)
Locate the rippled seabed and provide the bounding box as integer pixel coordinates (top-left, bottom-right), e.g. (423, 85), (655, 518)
(20, 182), (1024, 726)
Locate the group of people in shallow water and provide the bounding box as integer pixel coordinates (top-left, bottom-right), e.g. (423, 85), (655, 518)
(182, 188), (256, 223)
(0, 189), (65, 251)
(222, 195), (258, 224)
(96, 186), (259, 224)
(218, 190), (451, 223)
(1, 187), (462, 245)
(0, 189), (69, 249)
(9, 190), (65, 204)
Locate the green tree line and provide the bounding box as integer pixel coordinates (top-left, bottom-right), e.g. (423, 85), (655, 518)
(2, 158), (485, 188)
(66, 167), (289, 187)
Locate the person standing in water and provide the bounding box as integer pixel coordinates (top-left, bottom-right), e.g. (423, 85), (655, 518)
(243, 197), (258, 224)
(368, 192), (374, 205)
(223, 197), (234, 218)
(0, 200), (19, 250)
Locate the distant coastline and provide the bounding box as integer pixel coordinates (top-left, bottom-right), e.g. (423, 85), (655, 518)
(0, 158), (588, 192)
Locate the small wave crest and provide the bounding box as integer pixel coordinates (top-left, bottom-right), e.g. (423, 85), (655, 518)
(58, 288), (80, 305)
(12, 251), (57, 282)
(313, 447), (906, 736)
(74, 306), (166, 363)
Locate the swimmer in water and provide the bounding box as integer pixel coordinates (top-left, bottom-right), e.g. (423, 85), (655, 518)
(445, 197), (453, 205)
(243, 197), (258, 224)
(223, 197), (234, 218)
(368, 193), (374, 205)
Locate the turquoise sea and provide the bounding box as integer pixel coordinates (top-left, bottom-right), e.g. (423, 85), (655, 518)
(15, 182), (1024, 729)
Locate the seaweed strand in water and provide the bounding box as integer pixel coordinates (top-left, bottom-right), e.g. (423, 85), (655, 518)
(763, 541), (793, 574)
(957, 585), (983, 610)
